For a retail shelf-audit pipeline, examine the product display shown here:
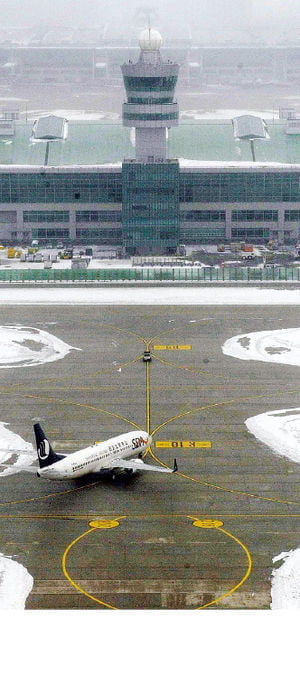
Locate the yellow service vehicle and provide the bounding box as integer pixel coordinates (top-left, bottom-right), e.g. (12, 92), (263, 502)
(8, 248), (22, 258)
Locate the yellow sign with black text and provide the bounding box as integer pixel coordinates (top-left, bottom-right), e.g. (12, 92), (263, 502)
(153, 345), (192, 350)
(155, 441), (211, 449)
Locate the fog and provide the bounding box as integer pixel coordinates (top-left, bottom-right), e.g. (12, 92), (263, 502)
(0, 0), (299, 44)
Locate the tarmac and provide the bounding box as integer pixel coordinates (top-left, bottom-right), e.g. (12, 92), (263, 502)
(1, 303), (300, 610)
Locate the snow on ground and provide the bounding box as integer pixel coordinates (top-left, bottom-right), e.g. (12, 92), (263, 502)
(271, 549), (300, 609)
(223, 328), (300, 366)
(0, 287), (299, 306)
(0, 553), (33, 609)
(246, 407), (300, 465)
(0, 424), (36, 608)
(26, 109), (120, 121)
(0, 325), (80, 368)
(180, 108), (279, 120)
(0, 422), (36, 478)
(24, 107), (279, 122)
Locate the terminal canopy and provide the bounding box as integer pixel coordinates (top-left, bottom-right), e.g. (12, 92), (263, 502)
(31, 114), (68, 142)
(232, 115), (269, 141)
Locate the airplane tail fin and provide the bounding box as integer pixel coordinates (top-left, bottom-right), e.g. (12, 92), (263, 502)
(173, 459), (178, 473)
(34, 423), (65, 469)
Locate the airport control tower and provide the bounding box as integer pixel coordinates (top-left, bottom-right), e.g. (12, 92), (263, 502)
(121, 29), (180, 255)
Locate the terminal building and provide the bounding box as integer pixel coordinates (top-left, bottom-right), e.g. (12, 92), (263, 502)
(0, 30), (300, 250)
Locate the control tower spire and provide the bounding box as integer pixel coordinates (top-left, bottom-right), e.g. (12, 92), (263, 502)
(121, 28), (179, 161)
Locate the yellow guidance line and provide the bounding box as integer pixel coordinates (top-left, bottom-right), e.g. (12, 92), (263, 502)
(61, 527), (118, 610)
(61, 516), (252, 610)
(187, 517), (252, 610)
(197, 527), (252, 610)
(148, 444), (300, 506)
(146, 358), (151, 435)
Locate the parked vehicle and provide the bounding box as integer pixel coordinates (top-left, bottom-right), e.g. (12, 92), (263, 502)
(60, 249), (73, 259)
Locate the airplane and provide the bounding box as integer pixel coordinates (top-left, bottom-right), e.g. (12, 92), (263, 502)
(33, 423), (178, 481)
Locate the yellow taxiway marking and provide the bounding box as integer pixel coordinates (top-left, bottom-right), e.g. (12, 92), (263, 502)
(149, 444), (300, 507)
(156, 440), (211, 449)
(0, 512), (300, 521)
(61, 515), (252, 610)
(196, 525), (252, 610)
(152, 345), (192, 350)
(0, 479), (101, 509)
(148, 385), (300, 506)
(62, 527), (119, 610)
(193, 519), (224, 528)
(146, 358), (151, 435)
(151, 352), (222, 377)
(89, 519), (119, 529)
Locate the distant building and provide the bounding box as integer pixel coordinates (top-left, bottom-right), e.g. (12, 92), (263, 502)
(0, 34), (300, 248)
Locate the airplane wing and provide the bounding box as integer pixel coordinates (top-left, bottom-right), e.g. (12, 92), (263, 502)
(108, 458), (178, 474)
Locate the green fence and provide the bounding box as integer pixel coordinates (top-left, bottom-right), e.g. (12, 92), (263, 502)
(1, 266), (300, 283)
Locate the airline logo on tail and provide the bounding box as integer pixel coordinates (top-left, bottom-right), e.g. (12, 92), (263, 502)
(37, 439), (50, 461)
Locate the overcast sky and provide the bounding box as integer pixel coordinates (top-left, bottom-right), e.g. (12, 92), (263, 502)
(0, 0), (299, 42)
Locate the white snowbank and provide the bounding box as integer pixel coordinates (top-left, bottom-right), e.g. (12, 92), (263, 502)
(0, 287), (299, 306)
(0, 422), (35, 477)
(26, 109), (120, 121)
(0, 324), (80, 368)
(180, 108), (278, 120)
(271, 549), (300, 609)
(0, 553), (33, 609)
(246, 407), (300, 465)
(0, 424), (35, 608)
(223, 328), (300, 366)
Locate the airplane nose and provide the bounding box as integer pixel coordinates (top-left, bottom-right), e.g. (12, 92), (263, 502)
(147, 433), (153, 446)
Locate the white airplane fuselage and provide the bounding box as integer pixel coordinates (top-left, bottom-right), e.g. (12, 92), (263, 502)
(37, 430), (151, 480)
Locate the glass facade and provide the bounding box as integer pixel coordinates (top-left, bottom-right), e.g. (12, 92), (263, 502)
(76, 210), (122, 222)
(1, 167), (300, 247)
(123, 76), (177, 95)
(181, 226), (225, 242)
(231, 227), (270, 239)
(232, 210), (278, 221)
(123, 111), (178, 121)
(0, 173), (122, 203)
(180, 172), (300, 202)
(76, 227), (122, 243)
(180, 210), (225, 221)
(122, 161), (180, 254)
(24, 211), (69, 222)
(32, 228), (69, 239)
(285, 210), (300, 221)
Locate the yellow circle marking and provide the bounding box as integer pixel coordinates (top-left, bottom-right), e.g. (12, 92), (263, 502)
(193, 519), (223, 528)
(62, 528), (118, 610)
(89, 520), (119, 529)
(62, 515), (252, 610)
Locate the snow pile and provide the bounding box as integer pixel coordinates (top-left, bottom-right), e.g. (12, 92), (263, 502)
(180, 108), (278, 120)
(271, 549), (300, 609)
(223, 328), (300, 366)
(0, 422), (35, 477)
(246, 408), (300, 465)
(0, 553), (33, 609)
(0, 325), (80, 368)
(0, 287), (300, 306)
